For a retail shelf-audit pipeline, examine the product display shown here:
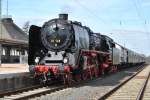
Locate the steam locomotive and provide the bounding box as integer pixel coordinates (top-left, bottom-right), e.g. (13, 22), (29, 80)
(28, 14), (145, 84)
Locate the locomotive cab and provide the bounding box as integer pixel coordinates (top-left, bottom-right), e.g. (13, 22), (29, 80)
(100, 35), (114, 52)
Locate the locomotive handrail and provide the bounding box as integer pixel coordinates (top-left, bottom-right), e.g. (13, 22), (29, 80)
(81, 49), (110, 55)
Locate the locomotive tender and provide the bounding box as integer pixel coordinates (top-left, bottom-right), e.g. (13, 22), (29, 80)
(28, 14), (145, 84)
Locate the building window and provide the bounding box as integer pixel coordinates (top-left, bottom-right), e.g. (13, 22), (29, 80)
(25, 50), (28, 56)
(10, 48), (26, 56)
(10, 49), (20, 56)
(16, 51), (20, 56)
(10, 49), (15, 56)
(2, 48), (6, 55)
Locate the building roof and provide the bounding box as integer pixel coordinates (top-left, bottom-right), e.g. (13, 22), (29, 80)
(0, 17), (28, 46)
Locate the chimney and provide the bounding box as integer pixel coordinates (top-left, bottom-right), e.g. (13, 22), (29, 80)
(2, 18), (13, 23)
(1, 15), (13, 23)
(59, 14), (68, 20)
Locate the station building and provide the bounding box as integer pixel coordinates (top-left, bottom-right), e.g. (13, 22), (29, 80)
(0, 17), (28, 64)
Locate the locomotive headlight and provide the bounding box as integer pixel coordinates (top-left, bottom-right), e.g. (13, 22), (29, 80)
(35, 57), (40, 63)
(63, 57), (68, 64)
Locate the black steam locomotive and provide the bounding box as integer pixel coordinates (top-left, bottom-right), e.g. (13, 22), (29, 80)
(28, 14), (145, 84)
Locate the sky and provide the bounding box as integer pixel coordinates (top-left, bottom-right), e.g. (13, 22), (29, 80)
(1, 0), (150, 56)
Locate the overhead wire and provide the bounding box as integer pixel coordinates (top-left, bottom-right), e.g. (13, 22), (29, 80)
(74, 0), (149, 54)
(74, 0), (129, 48)
(73, 0), (112, 26)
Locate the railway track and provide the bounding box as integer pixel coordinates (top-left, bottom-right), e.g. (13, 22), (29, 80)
(143, 71), (150, 100)
(0, 85), (43, 98)
(0, 77), (101, 100)
(99, 65), (150, 100)
(0, 84), (65, 100)
(0, 64), (146, 100)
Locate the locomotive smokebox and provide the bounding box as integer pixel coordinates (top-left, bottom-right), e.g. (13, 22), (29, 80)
(59, 14), (68, 20)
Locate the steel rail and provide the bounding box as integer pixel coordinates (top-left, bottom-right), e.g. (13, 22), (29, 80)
(8, 85), (66, 100)
(136, 71), (150, 100)
(0, 85), (43, 98)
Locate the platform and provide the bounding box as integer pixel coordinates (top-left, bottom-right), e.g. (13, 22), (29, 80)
(0, 64), (29, 79)
(0, 64), (29, 73)
(0, 64), (36, 92)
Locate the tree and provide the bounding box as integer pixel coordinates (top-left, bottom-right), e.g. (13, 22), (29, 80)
(22, 21), (30, 35)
